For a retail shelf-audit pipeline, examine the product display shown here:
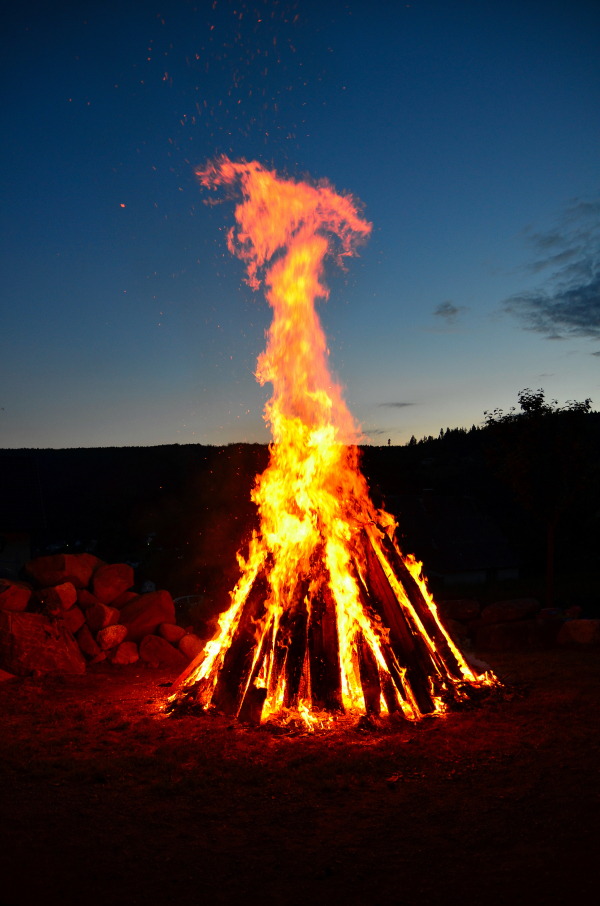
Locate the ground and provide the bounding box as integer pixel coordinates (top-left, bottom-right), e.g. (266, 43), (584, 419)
(1, 650), (599, 906)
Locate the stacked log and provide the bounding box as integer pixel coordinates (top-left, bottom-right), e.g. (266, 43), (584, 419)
(169, 528), (498, 722)
(0, 554), (204, 677)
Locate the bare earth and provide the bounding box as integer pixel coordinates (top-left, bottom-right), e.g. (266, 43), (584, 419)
(1, 650), (599, 906)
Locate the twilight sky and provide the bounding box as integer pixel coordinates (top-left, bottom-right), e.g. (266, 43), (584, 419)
(2, 0), (599, 448)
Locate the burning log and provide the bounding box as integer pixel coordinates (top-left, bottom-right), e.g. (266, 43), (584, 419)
(211, 571), (269, 715)
(359, 535), (436, 714)
(357, 631), (381, 715)
(307, 580), (343, 712)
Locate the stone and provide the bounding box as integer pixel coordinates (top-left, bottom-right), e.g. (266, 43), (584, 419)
(479, 598), (540, 626)
(60, 605), (86, 635)
(77, 589), (101, 610)
(139, 634), (187, 668)
(0, 611), (86, 676)
(107, 641), (139, 665)
(557, 620), (600, 647)
(86, 603), (120, 634)
(0, 578), (33, 592)
(159, 622), (186, 643)
(96, 623), (128, 651)
(476, 619), (559, 652)
(437, 599), (480, 621)
(179, 633), (204, 660)
(119, 591), (175, 643)
(25, 554), (93, 590)
(0, 581), (31, 613)
(92, 563), (134, 604)
(439, 617), (468, 642)
(111, 591), (140, 608)
(75, 624), (102, 659)
(76, 553), (106, 574)
(35, 582), (78, 615)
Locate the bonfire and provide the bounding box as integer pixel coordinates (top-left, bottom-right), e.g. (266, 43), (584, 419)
(168, 158), (498, 728)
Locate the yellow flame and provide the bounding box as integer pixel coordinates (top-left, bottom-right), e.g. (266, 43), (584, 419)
(169, 158), (499, 723)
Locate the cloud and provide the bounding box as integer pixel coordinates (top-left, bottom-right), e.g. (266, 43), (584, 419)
(503, 195), (600, 339)
(503, 273), (600, 340)
(434, 301), (469, 323)
(379, 402), (415, 408)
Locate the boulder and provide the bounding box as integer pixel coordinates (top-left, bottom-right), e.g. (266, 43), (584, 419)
(60, 605), (86, 635)
(96, 624), (128, 651)
(75, 624), (102, 660)
(476, 619), (559, 651)
(159, 622), (186, 644)
(0, 578), (32, 592)
(112, 591), (140, 608)
(35, 582), (77, 615)
(92, 563), (134, 604)
(139, 634), (187, 668)
(119, 591), (175, 643)
(479, 599), (540, 627)
(76, 553), (106, 574)
(0, 611), (86, 676)
(25, 554), (93, 590)
(179, 633), (204, 660)
(77, 589), (101, 610)
(557, 620), (600, 648)
(0, 581), (31, 613)
(437, 599), (480, 622)
(107, 641), (139, 666)
(86, 603), (120, 634)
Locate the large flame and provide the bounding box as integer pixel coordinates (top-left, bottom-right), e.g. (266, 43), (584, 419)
(170, 158), (497, 727)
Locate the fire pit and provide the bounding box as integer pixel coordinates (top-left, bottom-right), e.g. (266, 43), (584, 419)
(168, 158), (499, 727)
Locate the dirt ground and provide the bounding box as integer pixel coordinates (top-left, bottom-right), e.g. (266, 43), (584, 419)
(1, 649), (599, 906)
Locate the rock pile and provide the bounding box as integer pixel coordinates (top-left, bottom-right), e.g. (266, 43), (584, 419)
(0, 554), (206, 677)
(437, 597), (599, 651)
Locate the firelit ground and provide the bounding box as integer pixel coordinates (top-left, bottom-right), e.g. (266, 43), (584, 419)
(0, 650), (599, 906)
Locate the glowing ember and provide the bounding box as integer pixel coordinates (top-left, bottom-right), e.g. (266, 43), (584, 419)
(169, 157), (498, 726)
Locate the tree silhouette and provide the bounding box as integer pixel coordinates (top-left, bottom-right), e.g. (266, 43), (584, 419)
(484, 389), (593, 608)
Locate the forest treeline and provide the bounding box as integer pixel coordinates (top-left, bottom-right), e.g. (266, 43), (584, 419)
(3, 399), (600, 608)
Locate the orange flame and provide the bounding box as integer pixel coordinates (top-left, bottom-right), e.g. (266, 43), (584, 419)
(170, 158), (498, 726)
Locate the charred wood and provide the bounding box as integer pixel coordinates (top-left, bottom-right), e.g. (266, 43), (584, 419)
(360, 537), (436, 714)
(308, 580), (342, 711)
(377, 531), (463, 680)
(211, 571), (269, 715)
(357, 631), (381, 715)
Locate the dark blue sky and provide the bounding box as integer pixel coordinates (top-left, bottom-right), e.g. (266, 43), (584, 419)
(2, 0), (599, 447)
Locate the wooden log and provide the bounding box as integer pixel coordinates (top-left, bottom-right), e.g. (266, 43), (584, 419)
(237, 619), (274, 723)
(376, 530), (463, 680)
(379, 668), (401, 717)
(283, 590), (309, 709)
(308, 579), (343, 711)
(357, 631), (381, 715)
(360, 535), (436, 714)
(211, 572), (269, 715)
(350, 569), (406, 718)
